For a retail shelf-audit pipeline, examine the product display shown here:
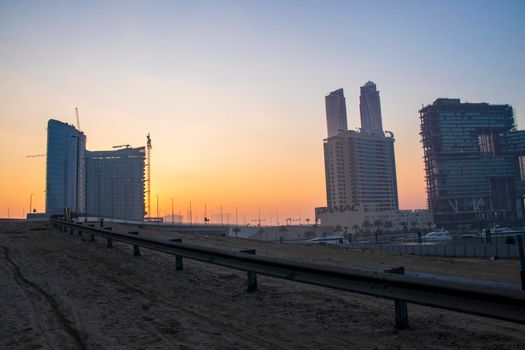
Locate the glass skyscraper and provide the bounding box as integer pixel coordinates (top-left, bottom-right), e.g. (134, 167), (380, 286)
(323, 82), (399, 212)
(45, 119), (86, 215)
(325, 88), (348, 138)
(85, 147), (145, 221)
(359, 81), (384, 136)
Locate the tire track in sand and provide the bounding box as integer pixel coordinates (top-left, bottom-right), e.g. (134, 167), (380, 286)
(0, 245), (86, 350)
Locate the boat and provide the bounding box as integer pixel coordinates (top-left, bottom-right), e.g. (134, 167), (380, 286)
(482, 225), (521, 237)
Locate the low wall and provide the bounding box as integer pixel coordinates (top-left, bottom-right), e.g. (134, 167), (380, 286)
(354, 243), (520, 258)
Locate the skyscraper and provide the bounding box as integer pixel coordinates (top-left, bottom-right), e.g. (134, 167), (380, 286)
(45, 119), (86, 215)
(359, 81), (383, 136)
(325, 88), (348, 138)
(323, 82), (399, 212)
(420, 98), (525, 227)
(85, 147), (145, 221)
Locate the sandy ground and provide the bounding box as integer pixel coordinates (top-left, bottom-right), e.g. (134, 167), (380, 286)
(1, 220), (524, 350)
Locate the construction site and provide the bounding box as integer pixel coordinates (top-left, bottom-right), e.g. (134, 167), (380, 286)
(36, 110), (154, 222)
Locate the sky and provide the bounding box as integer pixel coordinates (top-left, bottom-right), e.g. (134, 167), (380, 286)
(1, 0), (524, 223)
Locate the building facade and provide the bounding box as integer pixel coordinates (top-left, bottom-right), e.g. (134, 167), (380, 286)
(45, 119), (86, 215)
(325, 88), (348, 138)
(323, 82), (399, 211)
(420, 98), (525, 227)
(86, 147), (145, 221)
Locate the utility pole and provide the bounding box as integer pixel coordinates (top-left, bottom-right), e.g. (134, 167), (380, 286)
(171, 198), (174, 225)
(235, 207), (238, 226)
(220, 204), (223, 225)
(204, 203), (208, 225)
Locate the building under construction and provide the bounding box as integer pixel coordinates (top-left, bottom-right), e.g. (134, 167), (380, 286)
(420, 98), (525, 227)
(85, 146), (146, 222)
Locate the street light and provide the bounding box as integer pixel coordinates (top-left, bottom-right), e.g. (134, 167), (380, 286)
(171, 198), (174, 225)
(155, 194), (159, 222)
(189, 201), (192, 225)
(29, 194), (34, 216)
(95, 170), (101, 219)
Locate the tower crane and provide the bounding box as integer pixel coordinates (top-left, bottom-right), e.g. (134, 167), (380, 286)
(26, 154), (45, 158)
(113, 144), (131, 149)
(146, 133), (152, 218)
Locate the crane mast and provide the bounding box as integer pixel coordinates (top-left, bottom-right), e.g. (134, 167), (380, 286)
(146, 133), (152, 218)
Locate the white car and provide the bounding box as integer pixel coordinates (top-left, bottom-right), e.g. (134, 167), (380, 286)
(422, 230), (452, 242)
(307, 236), (349, 245)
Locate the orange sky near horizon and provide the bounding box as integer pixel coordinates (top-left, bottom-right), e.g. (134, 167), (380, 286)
(0, 84), (428, 222)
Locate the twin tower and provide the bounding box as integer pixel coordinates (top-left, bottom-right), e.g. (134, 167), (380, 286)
(323, 82), (399, 212)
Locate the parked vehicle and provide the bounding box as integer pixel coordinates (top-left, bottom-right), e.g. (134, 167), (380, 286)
(459, 231), (481, 239)
(307, 236), (349, 245)
(422, 229), (452, 242)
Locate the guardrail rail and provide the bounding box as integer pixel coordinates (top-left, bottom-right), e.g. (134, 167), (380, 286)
(50, 219), (525, 329)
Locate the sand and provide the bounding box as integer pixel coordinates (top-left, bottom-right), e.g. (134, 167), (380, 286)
(1, 220), (524, 349)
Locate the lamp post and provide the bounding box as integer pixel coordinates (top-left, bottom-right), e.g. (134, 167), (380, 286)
(29, 194), (34, 216)
(155, 194), (159, 222)
(189, 201), (192, 225)
(171, 198), (174, 225)
(96, 170), (101, 219)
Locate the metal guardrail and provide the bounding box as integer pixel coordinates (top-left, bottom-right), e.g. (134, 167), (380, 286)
(50, 219), (525, 327)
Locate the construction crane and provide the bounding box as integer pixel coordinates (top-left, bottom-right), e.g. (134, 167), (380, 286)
(75, 107), (81, 131)
(146, 133), (152, 218)
(26, 154), (45, 158)
(113, 144), (131, 149)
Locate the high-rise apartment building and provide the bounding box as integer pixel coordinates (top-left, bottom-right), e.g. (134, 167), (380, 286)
(85, 147), (145, 221)
(420, 98), (525, 227)
(359, 81), (383, 136)
(323, 82), (399, 212)
(45, 119), (86, 215)
(325, 88), (348, 138)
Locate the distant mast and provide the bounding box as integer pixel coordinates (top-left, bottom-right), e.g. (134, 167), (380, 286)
(146, 133), (152, 218)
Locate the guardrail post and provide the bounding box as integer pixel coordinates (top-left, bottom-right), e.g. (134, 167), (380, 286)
(385, 266), (408, 330)
(129, 231), (140, 256)
(103, 227), (112, 243)
(107, 237), (113, 248)
(517, 235), (525, 290)
(240, 249), (257, 292)
(169, 239), (183, 270)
